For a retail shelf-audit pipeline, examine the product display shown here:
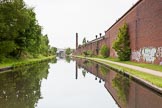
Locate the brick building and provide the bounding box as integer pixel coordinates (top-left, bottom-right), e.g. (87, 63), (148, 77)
(74, 0), (162, 65)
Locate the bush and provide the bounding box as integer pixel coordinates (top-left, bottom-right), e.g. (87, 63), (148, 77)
(100, 45), (109, 58)
(83, 50), (93, 57)
(112, 23), (131, 61)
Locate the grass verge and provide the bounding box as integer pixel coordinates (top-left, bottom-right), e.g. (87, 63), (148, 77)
(0, 56), (55, 69)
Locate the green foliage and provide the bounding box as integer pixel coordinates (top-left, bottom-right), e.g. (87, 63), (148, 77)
(112, 23), (131, 61)
(83, 60), (94, 67)
(112, 74), (130, 104)
(0, 60), (52, 107)
(0, 0), (53, 62)
(82, 37), (86, 45)
(100, 44), (109, 58)
(65, 48), (72, 55)
(83, 50), (93, 57)
(49, 47), (57, 55)
(82, 69), (87, 77)
(99, 65), (110, 76)
(65, 56), (71, 63)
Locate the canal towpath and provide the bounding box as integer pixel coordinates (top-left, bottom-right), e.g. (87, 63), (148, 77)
(83, 57), (162, 77)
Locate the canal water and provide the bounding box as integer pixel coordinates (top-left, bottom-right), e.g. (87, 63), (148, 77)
(0, 57), (162, 108)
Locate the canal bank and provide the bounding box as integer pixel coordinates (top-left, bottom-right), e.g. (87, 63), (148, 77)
(0, 56), (56, 72)
(73, 56), (162, 95)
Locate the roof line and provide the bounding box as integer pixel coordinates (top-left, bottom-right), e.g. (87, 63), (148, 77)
(105, 0), (143, 32)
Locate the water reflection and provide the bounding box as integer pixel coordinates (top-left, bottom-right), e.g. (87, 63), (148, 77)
(74, 58), (162, 108)
(1, 57), (162, 108)
(112, 73), (130, 105)
(0, 59), (56, 108)
(65, 56), (71, 63)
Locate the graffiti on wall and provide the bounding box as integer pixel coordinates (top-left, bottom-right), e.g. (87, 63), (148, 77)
(156, 47), (162, 58)
(132, 49), (141, 62)
(142, 48), (156, 63)
(132, 47), (162, 63)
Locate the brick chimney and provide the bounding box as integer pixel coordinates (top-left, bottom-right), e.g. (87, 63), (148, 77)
(76, 33), (78, 49)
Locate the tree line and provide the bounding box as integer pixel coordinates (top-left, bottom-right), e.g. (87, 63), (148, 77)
(0, 0), (57, 62)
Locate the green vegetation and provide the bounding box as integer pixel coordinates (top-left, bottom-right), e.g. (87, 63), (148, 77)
(0, 60), (53, 107)
(65, 48), (72, 55)
(112, 73), (130, 104)
(0, 56), (55, 68)
(100, 44), (109, 58)
(99, 65), (110, 76)
(83, 60), (94, 67)
(90, 58), (162, 88)
(0, 0), (56, 63)
(49, 47), (57, 55)
(112, 23), (131, 61)
(82, 37), (86, 45)
(83, 50), (93, 57)
(65, 56), (71, 63)
(82, 69), (87, 77)
(96, 57), (162, 72)
(75, 56), (162, 87)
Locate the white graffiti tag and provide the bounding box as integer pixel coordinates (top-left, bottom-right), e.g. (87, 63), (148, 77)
(132, 50), (141, 62)
(142, 48), (156, 63)
(156, 47), (162, 58)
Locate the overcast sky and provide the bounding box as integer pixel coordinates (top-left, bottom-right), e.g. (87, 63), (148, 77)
(24, 0), (138, 49)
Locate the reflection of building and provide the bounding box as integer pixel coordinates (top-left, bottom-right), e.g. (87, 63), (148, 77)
(56, 49), (65, 58)
(75, 58), (162, 108)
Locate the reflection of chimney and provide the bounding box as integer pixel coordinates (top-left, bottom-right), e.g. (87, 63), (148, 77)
(76, 33), (78, 49)
(75, 62), (78, 79)
(96, 35), (98, 39)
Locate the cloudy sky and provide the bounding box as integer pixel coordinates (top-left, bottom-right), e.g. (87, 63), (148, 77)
(24, 0), (138, 49)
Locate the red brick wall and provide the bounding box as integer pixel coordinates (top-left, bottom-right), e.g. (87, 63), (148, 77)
(75, 0), (162, 64)
(106, 0), (162, 64)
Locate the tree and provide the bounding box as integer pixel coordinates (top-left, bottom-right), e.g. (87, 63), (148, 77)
(39, 35), (50, 56)
(100, 44), (109, 58)
(49, 47), (57, 55)
(82, 37), (86, 45)
(0, 0), (52, 61)
(0, 0), (30, 59)
(112, 23), (131, 61)
(65, 48), (72, 55)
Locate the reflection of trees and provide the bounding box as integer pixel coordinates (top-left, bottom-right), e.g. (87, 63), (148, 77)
(82, 69), (87, 77)
(83, 60), (94, 67)
(0, 62), (50, 108)
(50, 57), (57, 64)
(65, 56), (71, 63)
(112, 73), (130, 104)
(99, 65), (110, 76)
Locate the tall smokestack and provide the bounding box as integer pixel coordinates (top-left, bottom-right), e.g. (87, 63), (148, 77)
(76, 33), (78, 49)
